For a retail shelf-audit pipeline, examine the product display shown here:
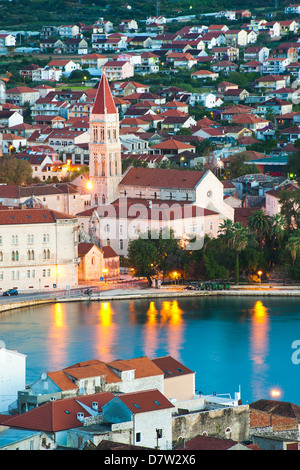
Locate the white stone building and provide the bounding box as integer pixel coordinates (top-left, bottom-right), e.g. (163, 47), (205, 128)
(0, 341), (26, 412)
(102, 389), (174, 449)
(0, 208), (79, 292)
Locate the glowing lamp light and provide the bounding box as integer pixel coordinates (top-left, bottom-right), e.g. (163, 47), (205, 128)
(271, 389), (281, 399)
(86, 180), (93, 191)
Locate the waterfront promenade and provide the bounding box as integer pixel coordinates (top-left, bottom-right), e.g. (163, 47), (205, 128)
(1, 282), (300, 314)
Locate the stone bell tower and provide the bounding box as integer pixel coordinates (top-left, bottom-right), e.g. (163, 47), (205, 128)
(89, 72), (122, 205)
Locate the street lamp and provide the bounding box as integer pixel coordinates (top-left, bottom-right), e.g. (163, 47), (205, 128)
(271, 389), (281, 400)
(258, 270), (262, 288)
(102, 268), (108, 282)
(86, 179), (93, 191)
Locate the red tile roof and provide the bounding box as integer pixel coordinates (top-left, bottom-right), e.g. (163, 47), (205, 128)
(152, 355), (194, 378)
(108, 356), (163, 379)
(119, 167), (206, 189)
(91, 72), (117, 115)
(117, 389), (174, 414)
(1, 392), (114, 432)
(0, 208), (75, 225)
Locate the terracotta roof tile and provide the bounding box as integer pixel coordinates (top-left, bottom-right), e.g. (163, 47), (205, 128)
(108, 356), (163, 379)
(152, 355), (194, 378)
(91, 72), (117, 115)
(1, 392), (114, 432)
(117, 389), (174, 414)
(120, 167), (206, 189)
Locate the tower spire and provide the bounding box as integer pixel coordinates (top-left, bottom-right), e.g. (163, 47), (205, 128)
(92, 71), (117, 115)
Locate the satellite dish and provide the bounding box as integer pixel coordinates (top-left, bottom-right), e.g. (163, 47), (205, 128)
(41, 373), (47, 381)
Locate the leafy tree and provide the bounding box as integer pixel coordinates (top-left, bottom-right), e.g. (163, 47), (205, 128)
(0, 157), (33, 185)
(269, 213), (287, 265)
(218, 218), (235, 265)
(224, 153), (260, 179)
(286, 230), (300, 266)
(127, 233), (158, 286)
(232, 222), (251, 284)
(248, 209), (271, 252)
(286, 151), (300, 183)
(203, 251), (228, 280)
(278, 189), (300, 232)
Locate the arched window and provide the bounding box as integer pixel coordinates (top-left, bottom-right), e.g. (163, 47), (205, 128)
(47, 249), (50, 259)
(107, 238), (110, 246)
(0, 251), (3, 262)
(120, 239), (124, 250)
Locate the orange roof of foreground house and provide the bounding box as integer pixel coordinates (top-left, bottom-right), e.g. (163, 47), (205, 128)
(152, 355), (195, 378)
(107, 356), (164, 379)
(1, 392), (114, 432)
(91, 72), (117, 115)
(116, 389), (174, 414)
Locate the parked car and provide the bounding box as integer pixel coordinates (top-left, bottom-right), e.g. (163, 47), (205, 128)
(3, 288), (18, 296)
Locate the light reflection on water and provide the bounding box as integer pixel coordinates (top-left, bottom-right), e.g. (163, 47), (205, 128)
(1, 296), (300, 404)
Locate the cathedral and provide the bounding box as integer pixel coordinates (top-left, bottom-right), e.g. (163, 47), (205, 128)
(79, 72), (234, 256)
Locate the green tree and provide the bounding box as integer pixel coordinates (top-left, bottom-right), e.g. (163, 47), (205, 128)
(269, 213), (287, 265)
(232, 222), (251, 284)
(286, 230), (300, 266)
(278, 189), (300, 232)
(224, 153), (260, 179)
(0, 157), (33, 185)
(218, 218), (235, 265)
(127, 233), (158, 286)
(248, 209), (271, 252)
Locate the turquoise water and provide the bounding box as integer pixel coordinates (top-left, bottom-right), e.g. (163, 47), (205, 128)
(1, 296), (300, 405)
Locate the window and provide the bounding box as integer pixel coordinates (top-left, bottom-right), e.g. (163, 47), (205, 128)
(136, 432), (141, 442)
(12, 251), (19, 261)
(120, 239), (123, 250)
(0, 252), (2, 262)
(156, 429), (163, 439)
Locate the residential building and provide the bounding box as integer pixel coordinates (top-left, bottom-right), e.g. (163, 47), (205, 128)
(224, 29), (248, 46)
(80, 53), (108, 69)
(244, 46), (269, 62)
(6, 87), (40, 106)
(102, 389), (174, 450)
(255, 75), (287, 91)
(284, 4), (300, 14)
(262, 57), (290, 74)
(102, 61), (134, 81)
(57, 24), (80, 38)
(46, 60), (81, 74)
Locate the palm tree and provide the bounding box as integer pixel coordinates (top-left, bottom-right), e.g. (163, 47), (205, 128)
(286, 230), (300, 266)
(248, 209), (271, 252)
(218, 219), (235, 265)
(233, 222), (250, 284)
(269, 214), (287, 265)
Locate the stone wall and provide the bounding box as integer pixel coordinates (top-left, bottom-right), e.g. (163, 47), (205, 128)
(172, 405), (249, 443)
